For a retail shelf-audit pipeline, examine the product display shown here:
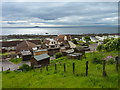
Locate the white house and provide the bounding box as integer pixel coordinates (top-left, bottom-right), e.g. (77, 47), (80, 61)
(44, 38), (59, 48)
(81, 37), (86, 43)
(108, 35), (114, 39)
(90, 36), (98, 42)
(74, 38), (79, 41)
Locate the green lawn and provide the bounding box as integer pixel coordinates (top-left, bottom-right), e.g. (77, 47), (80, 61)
(9, 58), (22, 64)
(2, 51), (119, 88)
(0, 53), (9, 56)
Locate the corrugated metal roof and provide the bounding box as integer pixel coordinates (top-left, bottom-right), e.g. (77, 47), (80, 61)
(34, 54), (50, 61)
(21, 50), (32, 56)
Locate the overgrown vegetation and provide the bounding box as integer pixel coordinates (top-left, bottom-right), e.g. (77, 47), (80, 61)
(19, 64), (32, 71)
(0, 53), (9, 56)
(2, 51), (119, 88)
(97, 38), (120, 51)
(9, 58), (22, 64)
(84, 36), (91, 44)
(55, 52), (63, 59)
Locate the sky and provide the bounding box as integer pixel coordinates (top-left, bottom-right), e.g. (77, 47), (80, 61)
(1, 2), (118, 27)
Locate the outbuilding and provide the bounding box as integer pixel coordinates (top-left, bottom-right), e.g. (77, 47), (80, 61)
(31, 54), (50, 68)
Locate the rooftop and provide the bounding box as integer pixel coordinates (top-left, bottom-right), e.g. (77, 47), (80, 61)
(34, 54), (50, 61)
(34, 49), (48, 52)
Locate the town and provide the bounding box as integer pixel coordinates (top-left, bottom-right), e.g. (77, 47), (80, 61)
(0, 33), (119, 71)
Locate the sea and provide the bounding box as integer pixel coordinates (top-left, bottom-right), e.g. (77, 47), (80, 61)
(1, 26), (118, 35)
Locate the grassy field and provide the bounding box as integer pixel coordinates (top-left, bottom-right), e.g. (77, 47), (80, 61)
(9, 58), (22, 64)
(0, 53), (9, 56)
(2, 51), (119, 88)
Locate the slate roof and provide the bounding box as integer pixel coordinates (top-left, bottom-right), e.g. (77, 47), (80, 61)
(16, 40), (37, 52)
(34, 54), (50, 61)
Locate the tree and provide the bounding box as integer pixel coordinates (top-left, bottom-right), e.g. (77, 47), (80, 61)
(84, 36), (91, 44)
(72, 39), (78, 44)
(103, 38), (110, 44)
(19, 64), (32, 71)
(97, 38), (120, 52)
(96, 44), (103, 51)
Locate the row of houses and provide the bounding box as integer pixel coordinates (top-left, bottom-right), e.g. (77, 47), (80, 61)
(1, 35), (81, 68)
(75, 35), (119, 43)
(1, 35), (91, 68)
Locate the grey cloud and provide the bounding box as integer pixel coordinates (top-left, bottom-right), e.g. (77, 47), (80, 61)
(2, 2), (118, 26)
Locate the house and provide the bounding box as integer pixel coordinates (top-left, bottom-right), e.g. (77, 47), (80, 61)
(95, 36), (102, 41)
(68, 41), (76, 49)
(43, 38), (59, 49)
(16, 40), (37, 53)
(90, 36), (98, 42)
(31, 54), (50, 68)
(81, 37), (86, 43)
(114, 35), (119, 38)
(74, 38), (79, 41)
(55, 35), (72, 42)
(21, 50), (32, 61)
(108, 35), (114, 39)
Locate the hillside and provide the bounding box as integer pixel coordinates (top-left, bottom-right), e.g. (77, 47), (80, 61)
(2, 51), (119, 88)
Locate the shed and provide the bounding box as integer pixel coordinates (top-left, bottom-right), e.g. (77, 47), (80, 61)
(48, 48), (60, 56)
(62, 49), (74, 56)
(31, 54), (50, 68)
(67, 53), (83, 60)
(21, 51), (32, 61)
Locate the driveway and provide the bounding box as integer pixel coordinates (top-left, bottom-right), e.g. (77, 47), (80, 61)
(1, 58), (30, 71)
(89, 43), (98, 51)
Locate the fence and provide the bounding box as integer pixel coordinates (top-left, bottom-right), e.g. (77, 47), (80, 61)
(31, 57), (119, 77)
(2, 57), (119, 77)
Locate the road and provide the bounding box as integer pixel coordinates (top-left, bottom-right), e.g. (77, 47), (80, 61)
(1, 58), (30, 71)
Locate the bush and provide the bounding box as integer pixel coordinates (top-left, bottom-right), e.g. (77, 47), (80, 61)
(82, 43), (89, 46)
(97, 38), (120, 52)
(92, 57), (102, 64)
(72, 39), (78, 44)
(19, 64), (32, 71)
(107, 59), (115, 64)
(96, 44), (103, 51)
(55, 52), (63, 59)
(84, 36), (91, 44)
(103, 38), (111, 44)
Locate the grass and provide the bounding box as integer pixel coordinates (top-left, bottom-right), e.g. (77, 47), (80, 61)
(2, 51), (119, 88)
(89, 41), (97, 44)
(9, 58), (22, 64)
(0, 53), (9, 56)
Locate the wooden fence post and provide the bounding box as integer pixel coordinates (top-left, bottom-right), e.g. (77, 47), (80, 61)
(86, 61), (88, 76)
(55, 63), (57, 71)
(102, 60), (107, 77)
(64, 63), (66, 72)
(115, 56), (119, 72)
(40, 67), (42, 73)
(73, 63), (75, 74)
(46, 65), (48, 71)
(2, 66), (3, 72)
(33, 67), (35, 72)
